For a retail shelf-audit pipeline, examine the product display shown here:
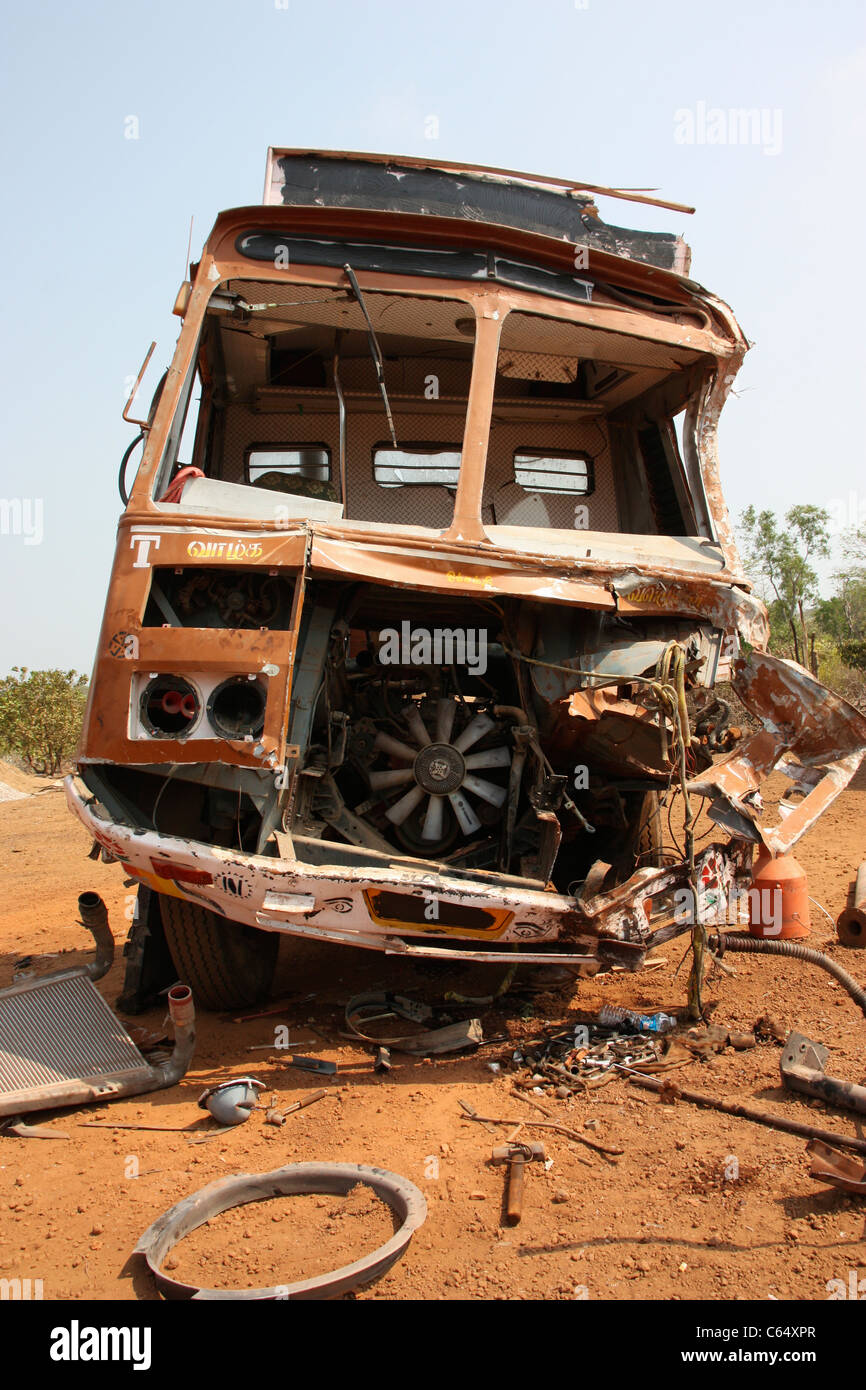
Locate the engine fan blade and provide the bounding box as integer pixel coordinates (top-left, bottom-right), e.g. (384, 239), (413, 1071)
(435, 697), (457, 743)
(453, 711), (496, 753)
(464, 747), (511, 770)
(369, 766), (416, 792)
(404, 705), (432, 748)
(462, 774), (508, 808)
(385, 784), (426, 825)
(421, 795), (446, 841)
(448, 789), (482, 835)
(373, 731), (418, 761)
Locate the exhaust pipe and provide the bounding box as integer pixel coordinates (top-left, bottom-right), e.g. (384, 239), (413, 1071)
(144, 985), (197, 1090)
(77, 891), (115, 980)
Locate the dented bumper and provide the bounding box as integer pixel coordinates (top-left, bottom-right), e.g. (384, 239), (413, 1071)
(66, 774), (746, 969)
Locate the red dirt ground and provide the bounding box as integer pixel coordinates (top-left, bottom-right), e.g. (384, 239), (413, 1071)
(0, 767), (864, 1301)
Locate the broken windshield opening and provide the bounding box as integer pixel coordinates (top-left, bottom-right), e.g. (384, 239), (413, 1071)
(152, 280), (476, 531)
(483, 307), (713, 557)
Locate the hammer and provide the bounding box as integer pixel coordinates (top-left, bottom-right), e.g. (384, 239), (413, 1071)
(491, 1141), (545, 1224)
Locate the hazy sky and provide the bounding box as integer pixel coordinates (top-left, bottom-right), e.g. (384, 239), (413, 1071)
(1, 0), (863, 673)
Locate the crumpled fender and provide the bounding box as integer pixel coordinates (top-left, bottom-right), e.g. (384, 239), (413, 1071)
(686, 651), (866, 855)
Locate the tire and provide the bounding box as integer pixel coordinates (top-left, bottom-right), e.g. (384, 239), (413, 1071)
(158, 894), (278, 1011)
(635, 791), (664, 868)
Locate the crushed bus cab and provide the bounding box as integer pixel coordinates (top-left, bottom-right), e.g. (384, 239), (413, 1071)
(66, 150), (866, 1008)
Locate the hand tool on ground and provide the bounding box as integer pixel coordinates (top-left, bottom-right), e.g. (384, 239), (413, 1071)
(490, 1141), (545, 1225)
(265, 1088), (328, 1123)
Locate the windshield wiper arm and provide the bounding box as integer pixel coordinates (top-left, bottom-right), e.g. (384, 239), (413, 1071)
(343, 263), (398, 448)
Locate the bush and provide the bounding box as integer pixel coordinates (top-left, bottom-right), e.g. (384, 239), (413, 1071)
(812, 646), (866, 713)
(0, 667), (89, 775)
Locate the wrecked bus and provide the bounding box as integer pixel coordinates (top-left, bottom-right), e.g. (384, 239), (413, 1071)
(66, 150), (866, 1008)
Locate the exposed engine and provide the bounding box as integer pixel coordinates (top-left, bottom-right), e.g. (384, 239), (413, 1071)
(282, 581), (720, 893)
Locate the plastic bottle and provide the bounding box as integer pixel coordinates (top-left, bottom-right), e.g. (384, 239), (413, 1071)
(598, 1004), (677, 1034)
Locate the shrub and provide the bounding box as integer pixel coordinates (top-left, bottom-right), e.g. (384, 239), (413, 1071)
(0, 667), (89, 775)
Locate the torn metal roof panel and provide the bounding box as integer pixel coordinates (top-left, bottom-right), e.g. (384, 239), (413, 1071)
(264, 149), (692, 275)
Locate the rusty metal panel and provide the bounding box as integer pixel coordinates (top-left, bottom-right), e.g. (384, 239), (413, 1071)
(262, 150), (693, 272)
(688, 652), (866, 854)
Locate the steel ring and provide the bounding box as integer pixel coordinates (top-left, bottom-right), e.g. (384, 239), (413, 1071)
(133, 1161), (427, 1300)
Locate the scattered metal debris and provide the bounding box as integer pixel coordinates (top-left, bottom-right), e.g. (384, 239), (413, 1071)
(459, 1096), (621, 1159)
(502, 1013), (685, 1095)
(80, 1121), (218, 1133)
(230, 995), (316, 1024)
(246, 1034), (319, 1052)
(779, 1032), (866, 1117)
(284, 1055), (337, 1076)
(806, 1139), (866, 1195)
(345, 991), (483, 1056)
(198, 1077), (266, 1125)
(133, 1162), (427, 1300)
(624, 1069), (866, 1153)
(837, 862), (866, 948)
(0, 1118), (70, 1140)
(127, 1026), (171, 1052)
(508, 1088), (623, 1158)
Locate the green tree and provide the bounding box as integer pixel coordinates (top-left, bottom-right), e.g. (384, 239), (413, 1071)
(815, 525), (866, 671)
(0, 668), (89, 775)
(740, 505), (830, 670)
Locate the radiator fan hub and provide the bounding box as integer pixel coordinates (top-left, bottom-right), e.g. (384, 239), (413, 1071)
(414, 743), (466, 795)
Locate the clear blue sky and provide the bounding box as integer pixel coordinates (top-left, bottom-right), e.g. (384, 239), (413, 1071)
(1, 0), (863, 672)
